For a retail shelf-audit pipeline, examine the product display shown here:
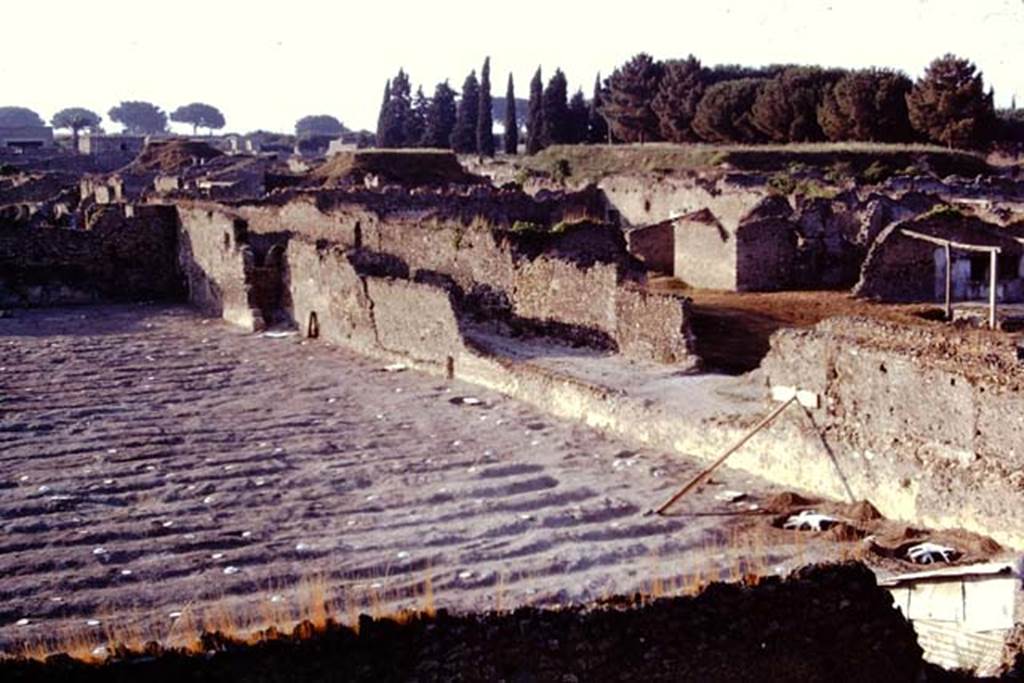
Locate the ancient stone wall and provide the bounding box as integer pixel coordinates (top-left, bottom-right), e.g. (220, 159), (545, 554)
(596, 173), (771, 228)
(674, 210), (736, 289)
(855, 215), (1024, 303)
(280, 237), (467, 368)
(176, 205), (267, 331)
(187, 196), (695, 365)
(735, 218), (799, 291)
(0, 204), (181, 306)
(760, 316), (1024, 545)
(625, 221), (673, 274)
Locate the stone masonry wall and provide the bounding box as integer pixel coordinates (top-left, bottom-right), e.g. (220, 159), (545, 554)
(625, 221), (674, 274)
(186, 198), (697, 365)
(176, 206), (267, 331)
(281, 237), (467, 367)
(760, 316), (1024, 545)
(0, 204), (181, 307)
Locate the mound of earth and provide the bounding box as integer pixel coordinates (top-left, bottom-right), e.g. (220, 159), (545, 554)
(121, 140), (224, 174)
(308, 150), (483, 187)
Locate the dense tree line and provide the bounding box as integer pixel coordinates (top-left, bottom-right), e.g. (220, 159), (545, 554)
(373, 59), (599, 156)
(596, 52), (999, 150)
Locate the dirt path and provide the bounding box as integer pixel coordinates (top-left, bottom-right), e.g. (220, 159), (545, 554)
(1, 304), (812, 653)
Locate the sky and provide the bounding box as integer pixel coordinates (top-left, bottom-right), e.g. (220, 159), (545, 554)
(2, 0), (1022, 135)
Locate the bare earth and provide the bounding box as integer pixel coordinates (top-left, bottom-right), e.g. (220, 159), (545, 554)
(0, 305), (873, 652)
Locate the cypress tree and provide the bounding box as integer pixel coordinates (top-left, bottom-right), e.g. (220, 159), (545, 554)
(375, 79), (391, 144)
(526, 67), (544, 154)
(422, 81), (457, 148)
(587, 74), (609, 143)
(567, 89), (589, 144)
(504, 74), (519, 154)
(378, 69), (413, 148)
(407, 86), (429, 148)
(540, 69), (569, 147)
(451, 70), (480, 153)
(477, 57), (495, 157)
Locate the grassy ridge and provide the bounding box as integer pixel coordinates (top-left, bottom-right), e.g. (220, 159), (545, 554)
(522, 143), (992, 183)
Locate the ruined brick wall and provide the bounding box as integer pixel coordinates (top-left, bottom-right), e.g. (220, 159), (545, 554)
(625, 222), (673, 274)
(596, 174), (772, 227)
(281, 237), (466, 367)
(281, 240), (376, 349)
(366, 277), (464, 363)
(735, 218), (798, 291)
(614, 287), (693, 363)
(176, 205), (266, 331)
(674, 212), (737, 289)
(512, 258), (619, 334)
(855, 216), (1024, 303)
(184, 196), (696, 365)
(0, 205), (181, 306)
(854, 224), (937, 301)
(761, 316), (1024, 545)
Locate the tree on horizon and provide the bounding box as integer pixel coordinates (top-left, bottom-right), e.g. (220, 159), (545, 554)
(51, 107), (102, 150)
(504, 73), (518, 154)
(750, 66), (842, 142)
(295, 114), (345, 138)
(377, 69), (414, 147)
(651, 57), (704, 142)
(907, 54), (996, 149)
(818, 69), (915, 143)
(0, 106), (45, 128)
(540, 69), (570, 148)
(587, 74), (609, 143)
(376, 79), (391, 144)
(477, 57), (495, 157)
(451, 70), (480, 153)
(422, 81), (458, 148)
(567, 89), (589, 144)
(170, 103), (226, 135)
(108, 101), (167, 135)
(691, 78), (764, 143)
(526, 67), (544, 154)
(601, 53), (664, 143)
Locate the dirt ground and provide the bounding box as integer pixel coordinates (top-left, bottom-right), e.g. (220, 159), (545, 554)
(646, 279), (987, 372)
(0, 304), (1004, 657)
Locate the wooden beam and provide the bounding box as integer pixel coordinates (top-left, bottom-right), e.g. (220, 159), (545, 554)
(901, 228), (1002, 254)
(944, 242), (952, 320)
(656, 396), (797, 515)
(990, 250), (998, 330)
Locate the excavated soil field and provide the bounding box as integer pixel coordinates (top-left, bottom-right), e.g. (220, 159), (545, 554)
(0, 304), (1004, 669)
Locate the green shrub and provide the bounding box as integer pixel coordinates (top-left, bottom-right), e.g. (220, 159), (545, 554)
(550, 158), (572, 184)
(859, 160), (890, 184)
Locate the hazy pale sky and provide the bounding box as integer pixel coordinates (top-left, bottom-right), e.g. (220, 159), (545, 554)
(3, 0), (1022, 135)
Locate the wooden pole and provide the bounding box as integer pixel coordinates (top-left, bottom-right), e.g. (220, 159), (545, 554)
(944, 242), (952, 320)
(655, 396), (797, 515)
(990, 250), (998, 330)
